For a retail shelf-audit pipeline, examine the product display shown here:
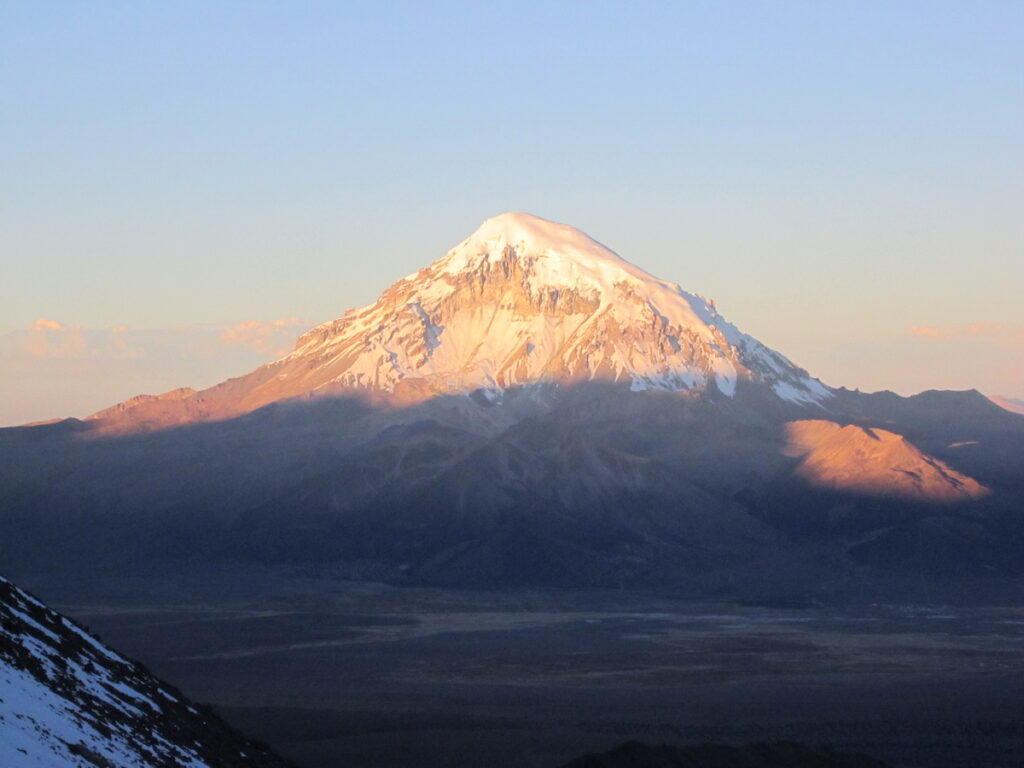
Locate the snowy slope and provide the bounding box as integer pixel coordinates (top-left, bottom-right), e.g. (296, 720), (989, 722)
(88, 213), (830, 432)
(288, 212), (831, 402)
(0, 576), (291, 768)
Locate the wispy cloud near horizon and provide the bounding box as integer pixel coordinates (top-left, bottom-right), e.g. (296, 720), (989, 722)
(16, 318), (144, 360)
(909, 323), (1024, 344)
(0, 317), (316, 425)
(5, 317), (314, 361)
(28, 318), (65, 332)
(220, 318), (308, 356)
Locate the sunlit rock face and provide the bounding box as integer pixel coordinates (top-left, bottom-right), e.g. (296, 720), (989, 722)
(784, 420), (989, 503)
(85, 212), (829, 433)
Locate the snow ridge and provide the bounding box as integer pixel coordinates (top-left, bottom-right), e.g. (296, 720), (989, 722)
(288, 212), (830, 404)
(0, 576), (289, 768)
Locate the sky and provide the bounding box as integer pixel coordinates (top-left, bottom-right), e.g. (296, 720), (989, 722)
(1, 1), (1022, 425)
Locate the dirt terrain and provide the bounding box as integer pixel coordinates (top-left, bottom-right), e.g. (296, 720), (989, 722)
(41, 577), (1024, 768)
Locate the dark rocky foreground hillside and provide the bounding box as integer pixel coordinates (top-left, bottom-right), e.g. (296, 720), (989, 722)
(562, 740), (888, 768)
(0, 575), (294, 768)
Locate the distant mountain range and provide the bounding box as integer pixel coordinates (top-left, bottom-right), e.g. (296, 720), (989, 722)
(0, 575), (292, 768)
(1, 213), (1022, 601)
(990, 394), (1024, 416)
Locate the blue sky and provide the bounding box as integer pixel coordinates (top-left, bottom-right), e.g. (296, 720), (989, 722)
(1, 1), (1022, 423)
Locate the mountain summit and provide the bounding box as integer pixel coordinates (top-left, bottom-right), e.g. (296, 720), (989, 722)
(291, 212), (829, 401)
(91, 213), (829, 431)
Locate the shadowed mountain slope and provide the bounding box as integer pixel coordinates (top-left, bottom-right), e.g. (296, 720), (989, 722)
(1, 381), (1020, 601)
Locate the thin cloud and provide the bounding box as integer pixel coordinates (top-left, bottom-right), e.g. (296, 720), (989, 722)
(4, 318), (313, 362)
(29, 318), (64, 331)
(1, 318), (317, 425)
(220, 318), (309, 356)
(18, 319), (89, 358)
(910, 323), (1024, 344)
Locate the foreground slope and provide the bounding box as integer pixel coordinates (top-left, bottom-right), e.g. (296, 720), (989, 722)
(0, 576), (292, 768)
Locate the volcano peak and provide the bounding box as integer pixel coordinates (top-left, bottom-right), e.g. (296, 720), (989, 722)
(89, 214), (832, 431)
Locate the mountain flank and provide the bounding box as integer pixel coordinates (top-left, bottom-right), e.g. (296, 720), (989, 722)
(784, 420), (988, 502)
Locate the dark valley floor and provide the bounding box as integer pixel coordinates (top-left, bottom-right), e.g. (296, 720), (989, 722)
(33, 575), (1024, 768)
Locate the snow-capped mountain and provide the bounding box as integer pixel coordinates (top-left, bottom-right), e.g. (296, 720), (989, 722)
(289, 212), (829, 402)
(1, 214), (1021, 599)
(0, 576), (292, 768)
(88, 212), (829, 432)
